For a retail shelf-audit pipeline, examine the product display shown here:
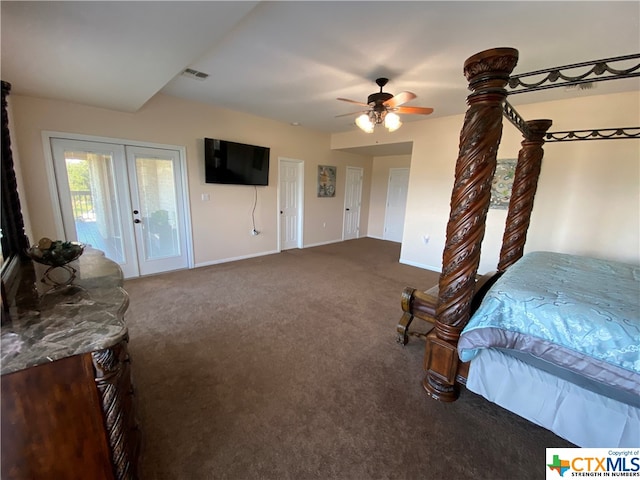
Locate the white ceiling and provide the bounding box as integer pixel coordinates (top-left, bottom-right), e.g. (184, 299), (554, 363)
(2, 1), (639, 135)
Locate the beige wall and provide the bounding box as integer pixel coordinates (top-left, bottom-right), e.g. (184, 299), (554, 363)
(5, 99), (33, 244)
(333, 91), (640, 273)
(367, 154), (412, 240)
(9, 93), (372, 267)
(10, 90), (639, 274)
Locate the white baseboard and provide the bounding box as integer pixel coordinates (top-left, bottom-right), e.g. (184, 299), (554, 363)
(194, 249), (280, 268)
(399, 257), (441, 273)
(193, 238), (418, 269)
(303, 239), (344, 248)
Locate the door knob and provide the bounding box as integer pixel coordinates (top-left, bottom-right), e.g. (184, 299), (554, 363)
(134, 219), (141, 224)
(133, 209), (139, 214)
(280, 211), (283, 214)
(346, 208), (350, 211)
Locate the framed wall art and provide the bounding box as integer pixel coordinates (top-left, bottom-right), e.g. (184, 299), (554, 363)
(490, 158), (517, 209)
(318, 165), (336, 197)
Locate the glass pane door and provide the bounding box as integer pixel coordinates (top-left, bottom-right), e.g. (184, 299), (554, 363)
(51, 138), (139, 278)
(126, 146), (189, 276)
(65, 151), (124, 261)
(136, 156), (180, 259)
(50, 138), (190, 278)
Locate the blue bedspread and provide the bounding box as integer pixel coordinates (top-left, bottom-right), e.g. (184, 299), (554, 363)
(458, 252), (640, 395)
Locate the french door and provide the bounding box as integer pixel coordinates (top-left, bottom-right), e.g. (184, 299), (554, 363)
(50, 137), (190, 278)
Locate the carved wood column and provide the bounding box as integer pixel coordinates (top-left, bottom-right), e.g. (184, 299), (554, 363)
(497, 119), (553, 272)
(423, 48), (519, 402)
(92, 340), (140, 480)
(1, 81), (30, 259)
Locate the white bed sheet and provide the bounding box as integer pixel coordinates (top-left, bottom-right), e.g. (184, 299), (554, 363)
(466, 348), (640, 448)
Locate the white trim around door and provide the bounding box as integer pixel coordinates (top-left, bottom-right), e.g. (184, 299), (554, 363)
(42, 131), (193, 278)
(343, 166), (363, 240)
(383, 167), (409, 243)
(278, 157), (304, 250)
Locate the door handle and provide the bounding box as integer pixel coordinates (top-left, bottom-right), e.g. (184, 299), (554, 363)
(133, 209), (139, 214)
(280, 211), (283, 214)
(134, 219), (141, 224)
(346, 208), (350, 211)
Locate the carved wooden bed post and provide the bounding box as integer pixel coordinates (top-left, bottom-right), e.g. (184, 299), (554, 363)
(497, 119), (553, 271)
(423, 48), (519, 402)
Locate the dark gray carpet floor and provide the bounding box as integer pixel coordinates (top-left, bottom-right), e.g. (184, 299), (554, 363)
(124, 238), (573, 479)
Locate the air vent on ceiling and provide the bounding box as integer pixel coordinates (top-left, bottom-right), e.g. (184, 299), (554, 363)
(182, 68), (209, 81)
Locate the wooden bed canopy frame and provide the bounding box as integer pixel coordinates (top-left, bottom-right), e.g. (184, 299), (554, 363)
(397, 47), (640, 403)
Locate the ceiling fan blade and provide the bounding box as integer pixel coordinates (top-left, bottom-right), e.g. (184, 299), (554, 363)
(384, 91), (416, 108)
(335, 110), (367, 118)
(395, 105), (434, 115)
(337, 97), (369, 107)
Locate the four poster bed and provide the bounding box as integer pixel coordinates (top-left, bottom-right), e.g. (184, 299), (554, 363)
(398, 48), (640, 447)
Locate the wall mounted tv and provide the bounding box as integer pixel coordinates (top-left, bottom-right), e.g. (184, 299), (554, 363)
(204, 138), (270, 186)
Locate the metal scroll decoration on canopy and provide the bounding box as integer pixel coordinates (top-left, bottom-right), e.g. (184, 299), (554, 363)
(505, 53), (640, 142)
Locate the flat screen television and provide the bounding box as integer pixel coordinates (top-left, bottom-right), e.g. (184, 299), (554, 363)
(204, 138), (270, 186)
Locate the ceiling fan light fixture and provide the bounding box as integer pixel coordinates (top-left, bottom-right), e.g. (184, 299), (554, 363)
(339, 77), (431, 133)
(384, 112), (402, 132)
(356, 113), (374, 133)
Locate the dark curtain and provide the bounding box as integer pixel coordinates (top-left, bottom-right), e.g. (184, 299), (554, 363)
(1, 80), (30, 261)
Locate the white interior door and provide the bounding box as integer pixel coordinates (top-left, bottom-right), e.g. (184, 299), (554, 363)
(383, 168), (409, 243)
(50, 137), (190, 277)
(343, 167), (363, 240)
(279, 158), (303, 250)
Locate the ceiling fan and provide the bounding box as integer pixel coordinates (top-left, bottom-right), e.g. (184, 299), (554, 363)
(337, 77), (434, 132)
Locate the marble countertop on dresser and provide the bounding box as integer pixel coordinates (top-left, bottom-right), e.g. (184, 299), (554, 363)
(1, 249), (130, 376)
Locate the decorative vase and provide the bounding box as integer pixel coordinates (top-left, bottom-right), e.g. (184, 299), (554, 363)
(26, 238), (85, 287)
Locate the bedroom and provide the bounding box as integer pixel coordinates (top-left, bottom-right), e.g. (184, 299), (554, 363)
(0, 1), (637, 275)
(1, 1), (639, 478)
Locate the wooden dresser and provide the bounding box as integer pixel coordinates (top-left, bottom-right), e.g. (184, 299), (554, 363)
(1, 250), (140, 479)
